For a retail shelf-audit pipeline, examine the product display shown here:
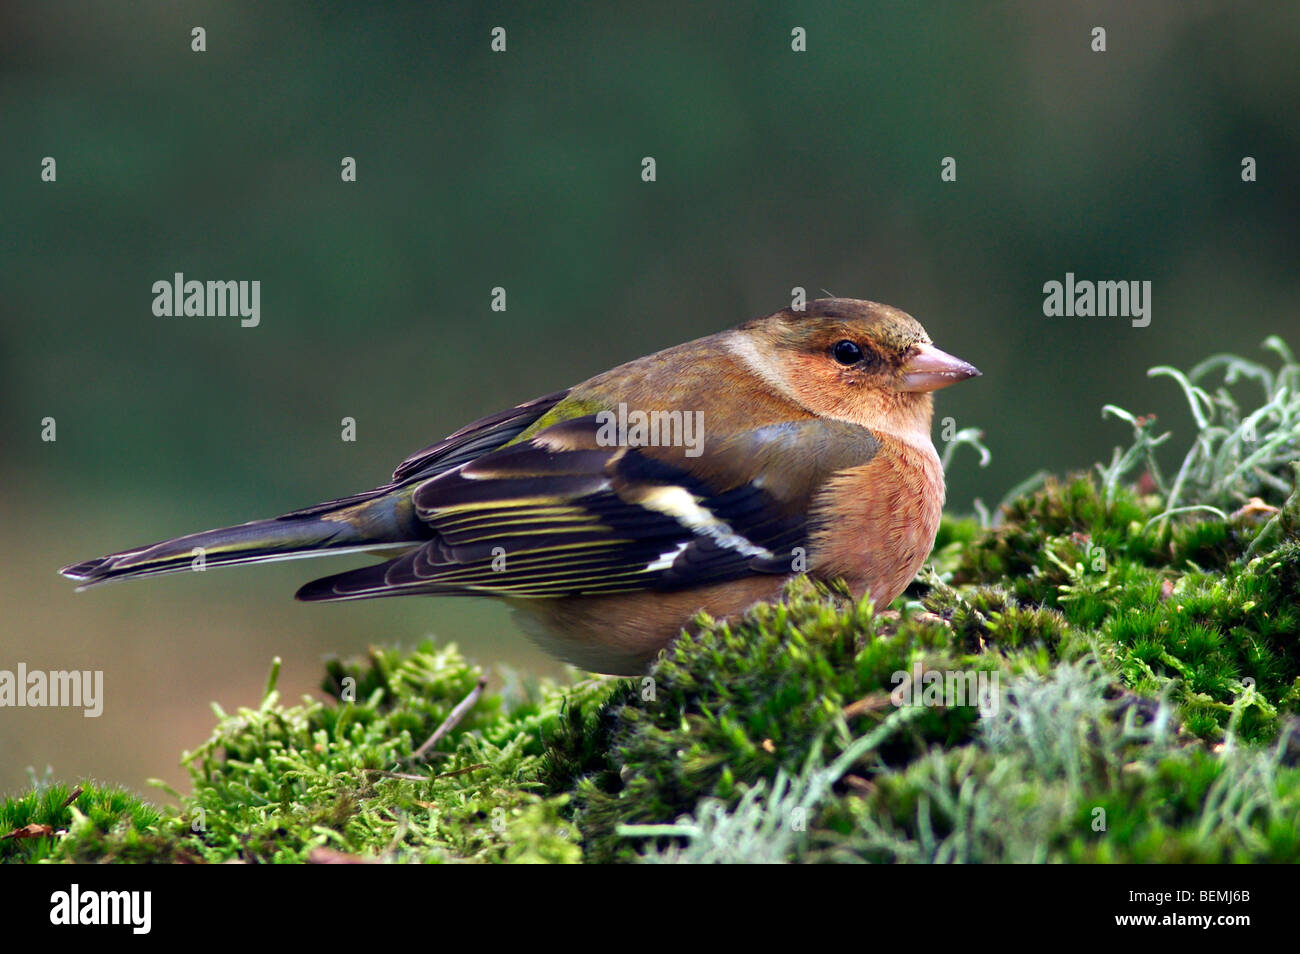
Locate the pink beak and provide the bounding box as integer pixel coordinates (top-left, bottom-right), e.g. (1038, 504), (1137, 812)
(900, 343), (981, 392)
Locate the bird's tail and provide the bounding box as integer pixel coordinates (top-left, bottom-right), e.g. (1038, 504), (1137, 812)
(59, 489), (423, 589)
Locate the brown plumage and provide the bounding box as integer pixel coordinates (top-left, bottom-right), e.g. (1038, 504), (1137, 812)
(61, 298), (979, 674)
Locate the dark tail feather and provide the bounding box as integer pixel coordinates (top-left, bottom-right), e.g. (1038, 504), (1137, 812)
(60, 491), (422, 589)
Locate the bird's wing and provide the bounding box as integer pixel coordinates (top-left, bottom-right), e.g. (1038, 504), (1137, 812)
(390, 389), (572, 482)
(295, 414), (880, 601)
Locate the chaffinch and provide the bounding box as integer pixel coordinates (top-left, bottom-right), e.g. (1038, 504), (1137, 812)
(61, 298), (979, 674)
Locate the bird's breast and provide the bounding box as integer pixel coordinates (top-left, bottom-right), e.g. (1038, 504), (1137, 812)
(808, 433), (944, 608)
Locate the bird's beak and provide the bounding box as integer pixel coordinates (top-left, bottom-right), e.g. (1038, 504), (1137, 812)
(900, 343), (981, 392)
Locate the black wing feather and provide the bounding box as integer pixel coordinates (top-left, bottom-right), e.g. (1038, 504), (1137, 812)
(297, 415), (879, 602)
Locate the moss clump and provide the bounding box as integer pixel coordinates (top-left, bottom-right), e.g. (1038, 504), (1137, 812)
(0, 777), (177, 863)
(544, 578), (991, 862)
(171, 645), (583, 863)
(817, 662), (1300, 863)
(3, 646), (584, 864)
(927, 474), (1300, 744)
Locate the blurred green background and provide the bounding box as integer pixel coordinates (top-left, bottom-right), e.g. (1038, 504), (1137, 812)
(2, 1), (1297, 796)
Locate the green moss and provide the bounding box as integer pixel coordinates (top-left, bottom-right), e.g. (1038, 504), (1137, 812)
(548, 579), (995, 861)
(0, 777), (176, 863)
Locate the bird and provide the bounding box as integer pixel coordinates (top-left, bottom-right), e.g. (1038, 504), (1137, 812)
(60, 298), (980, 675)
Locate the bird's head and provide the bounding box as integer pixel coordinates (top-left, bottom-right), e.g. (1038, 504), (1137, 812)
(736, 298), (981, 438)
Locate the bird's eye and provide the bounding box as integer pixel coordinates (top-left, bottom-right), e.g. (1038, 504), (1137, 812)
(831, 340), (864, 365)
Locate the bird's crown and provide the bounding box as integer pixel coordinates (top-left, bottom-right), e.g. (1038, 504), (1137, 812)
(743, 297), (931, 361)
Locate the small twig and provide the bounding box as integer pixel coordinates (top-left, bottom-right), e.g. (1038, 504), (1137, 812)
(843, 693), (892, 719)
(429, 762), (489, 781)
(368, 762), (490, 784)
(409, 676), (488, 763)
(368, 770), (430, 782)
(841, 774), (876, 795)
(60, 786), (84, 809)
(3, 823), (55, 840)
